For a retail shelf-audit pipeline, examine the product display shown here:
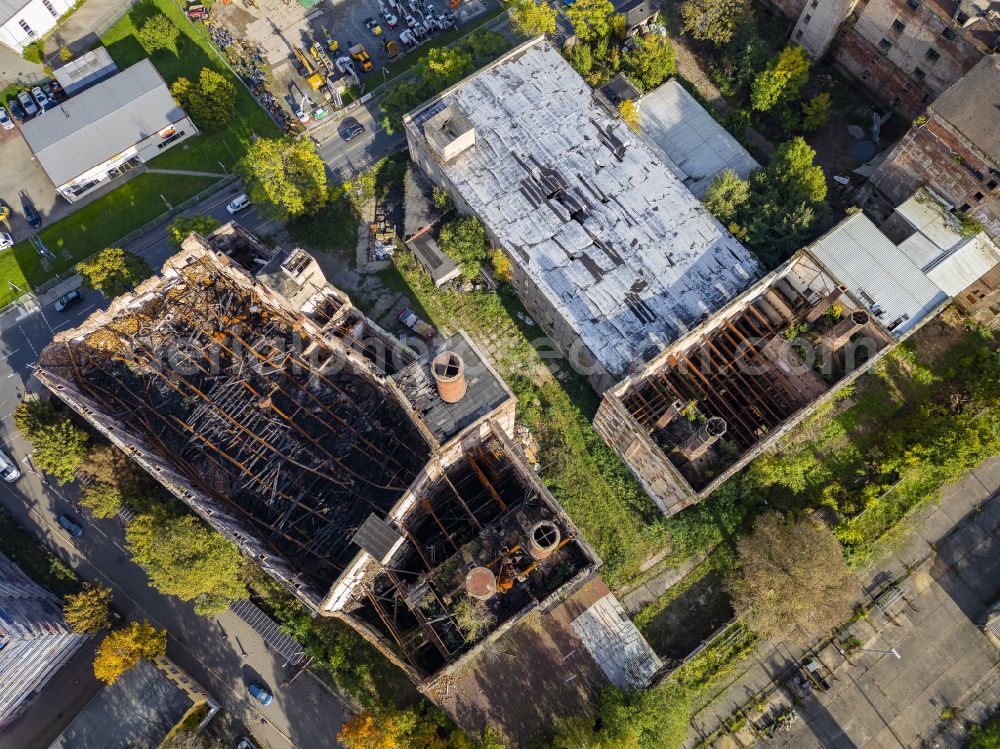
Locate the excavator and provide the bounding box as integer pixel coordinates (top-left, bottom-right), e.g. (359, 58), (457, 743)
(292, 46), (325, 90)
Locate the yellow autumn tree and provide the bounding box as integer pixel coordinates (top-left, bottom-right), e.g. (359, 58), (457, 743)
(93, 621), (166, 684)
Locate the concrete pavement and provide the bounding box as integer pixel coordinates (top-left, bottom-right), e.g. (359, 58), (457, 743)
(0, 184), (350, 749)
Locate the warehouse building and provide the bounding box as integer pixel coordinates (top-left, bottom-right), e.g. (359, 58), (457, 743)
(20, 59), (196, 203)
(405, 37), (762, 393)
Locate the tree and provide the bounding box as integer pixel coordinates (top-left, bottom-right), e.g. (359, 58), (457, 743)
(452, 595), (496, 642)
(21, 41), (44, 64)
(137, 14), (180, 54)
(169, 214), (221, 247)
(508, 0), (557, 37)
(337, 703), (471, 749)
(162, 733), (226, 749)
(77, 248), (151, 298)
(171, 69), (236, 132)
(566, 41), (593, 77)
(730, 512), (858, 640)
(79, 444), (155, 499)
(59, 44), (73, 61)
(801, 92), (831, 132)
(757, 137), (827, 206)
(439, 216), (491, 280)
(750, 45), (811, 112)
(704, 169), (750, 226)
(237, 137), (328, 220)
(64, 582), (114, 634)
(419, 46), (474, 90)
(22, 418), (89, 485)
(464, 30), (511, 68)
(81, 482), (123, 519)
(93, 621), (166, 684)
(618, 99), (639, 132)
(13, 398), (58, 438)
(681, 0), (752, 46)
(566, 0), (614, 42)
(548, 685), (690, 749)
(621, 34), (676, 91)
(125, 506), (248, 615)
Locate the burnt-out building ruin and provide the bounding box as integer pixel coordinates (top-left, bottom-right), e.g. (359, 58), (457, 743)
(36, 223), (662, 746)
(594, 210), (999, 515)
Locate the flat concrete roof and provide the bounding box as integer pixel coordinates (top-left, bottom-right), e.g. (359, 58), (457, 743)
(406, 39), (761, 379)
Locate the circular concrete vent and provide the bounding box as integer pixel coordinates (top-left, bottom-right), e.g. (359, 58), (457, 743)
(527, 520), (562, 560)
(431, 351), (467, 403)
(465, 566), (497, 600)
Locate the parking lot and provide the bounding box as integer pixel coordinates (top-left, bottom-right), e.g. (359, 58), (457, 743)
(0, 109), (65, 245)
(209, 0), (497, 126)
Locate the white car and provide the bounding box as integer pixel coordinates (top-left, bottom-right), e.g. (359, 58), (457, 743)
(227, 194), (251, 214)
(0, 105), (12, 130)
(0, 449), (20, 482)
(31, 86), (50, 111)
(0, 232), (13, 250)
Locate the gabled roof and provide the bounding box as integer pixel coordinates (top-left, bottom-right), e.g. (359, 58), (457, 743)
(20, 59), (187, 186)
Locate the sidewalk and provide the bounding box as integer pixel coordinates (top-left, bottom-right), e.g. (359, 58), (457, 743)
(687, 454), (1000, 746)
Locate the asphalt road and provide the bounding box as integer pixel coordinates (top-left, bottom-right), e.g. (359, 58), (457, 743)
(0, 183), (350, 749)
(312, 97), (407, 183)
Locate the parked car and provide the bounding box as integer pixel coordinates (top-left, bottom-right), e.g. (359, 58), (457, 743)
(0, 105), (12, 130)
(0, 449), (19, 482)
(226, 194), (251, 214)
(248, 680), (273, 706)
(0, 232), (12, 251)
(365, 17), (382, 35)
(382, 11), (398, 27)
(57, 514), (84, 538)
(31, 86), (51, 111)
(6, 98), (24, 123)
(17, 90), (38, 117)
(236, 738), (261, 749)
(342, 122), (365, 141)
(22, 197), (40, 228)
(54, 289), (82, 312)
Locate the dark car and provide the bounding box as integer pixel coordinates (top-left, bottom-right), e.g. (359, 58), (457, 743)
(248, 680), (273, 706)
(6, 98), (24, 123)
(342, 122), (365, 142)
(57, 514), (84, 538)
(22, 198), (40, 228)
(54, 289), (82, 312)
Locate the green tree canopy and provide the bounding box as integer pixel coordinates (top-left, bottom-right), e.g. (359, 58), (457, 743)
(171, 68), (236, 132)
(64, 582), (114, 634)
(439, 216), (491, 280)
(13, 398), (58, 438)
(137, 14), (180, 54)
(81, 483), (123, 519)
(730, 512), (858, 640)
(168, 214), (222, 247)
(681, 0), (752, 46)
(750, 45), (811, 112)
(566, 41), (594, 77)
(507, 0), (557, 37)
(547, 685), (690, 749)
(237, 137), (328, 220)
(77, 248), (152, 298)
(704, 168), (751, 226)
(757, 136), (827, 206)
(801, 92), (832, 132)
(622, 33), (677, 91)
(15, 399), (89, 485)
(125, 506), (248, 615)
(566, 0), (614, 42)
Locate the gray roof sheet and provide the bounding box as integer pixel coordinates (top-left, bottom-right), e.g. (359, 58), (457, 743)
(20, 59), (187, 186)
(932, 55), (1000, 160)
(0, 0), (29, 22)
(53, 47), (119, 96)
(638, 80), (759, 198)
(49, 658), (193, 749)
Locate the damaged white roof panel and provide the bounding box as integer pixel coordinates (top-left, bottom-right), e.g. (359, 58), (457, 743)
(407, 40), (762, 378)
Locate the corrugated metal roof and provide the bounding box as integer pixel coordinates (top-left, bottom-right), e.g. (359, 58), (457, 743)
(637, 80), (759, 198)
(20, 59), (187, 186)
(925, 234), (1000, 295)
(0, 0), (29, 23)
(53, 47), (119, 95)
(807, 213), (947, 336)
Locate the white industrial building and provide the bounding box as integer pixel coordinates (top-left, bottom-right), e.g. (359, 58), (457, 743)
(0, 0), (73, 53)
(405, 37), (762, 393)
(19, 59), (197, 202)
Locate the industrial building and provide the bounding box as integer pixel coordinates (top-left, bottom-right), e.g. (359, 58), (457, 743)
(0, 551), (87, 728)
(20, 59), (196, 203)
(405, 37), (762, 393)
(0, 0), (74, 53)
(50, 655), (216, 749)
(36, 223), (662, 745)
(595, 209), (1000, 515)
(773, 0), (999, 120)
(858, 55), (1000, 240)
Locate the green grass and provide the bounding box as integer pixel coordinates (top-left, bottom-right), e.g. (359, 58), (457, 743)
(100, 0), (279, 170)
(968, 712), (1000, 749)
(0, 507), (80, 598)
(0, 173), (217, 308)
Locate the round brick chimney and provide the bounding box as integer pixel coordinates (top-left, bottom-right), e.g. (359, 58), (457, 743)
(431, 351), (467, 403)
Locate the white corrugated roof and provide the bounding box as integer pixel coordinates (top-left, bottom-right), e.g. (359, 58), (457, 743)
(807, 213), (947, 336)
(925, 234), (1000, 296)
(407, 40), (762, 378)
(637, 80), (759, 197)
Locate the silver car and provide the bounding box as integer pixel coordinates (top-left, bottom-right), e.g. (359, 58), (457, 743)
(0, 105), (12, 130)
(0, 449), (20, 482)
(17, 90), (38, 117)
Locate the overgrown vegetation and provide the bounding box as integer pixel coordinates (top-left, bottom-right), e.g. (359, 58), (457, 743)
(379, 31), (513, 134)
(14, 399), (90, 484)
(237, 137), (328, 220)
(64, 582), (114, 634)
(170, 68), (236, 132)
(967, 710), (1000, 749)
(0, 507), (79, 597)
(93, 620), (166, 684)
(439, 215), (492, 280)
(77, 248), (152, 298)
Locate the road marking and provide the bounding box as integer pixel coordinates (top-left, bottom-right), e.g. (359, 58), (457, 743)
(50, 319), (72, 332)
(78, 303), (96, 315)
(0, 349), (19, 361)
